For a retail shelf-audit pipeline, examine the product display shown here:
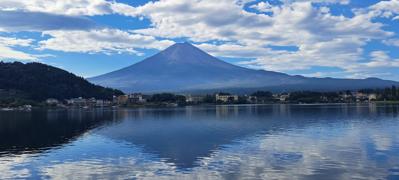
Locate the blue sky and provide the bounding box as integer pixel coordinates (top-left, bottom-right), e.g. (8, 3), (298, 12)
(0, 0), (398, 80)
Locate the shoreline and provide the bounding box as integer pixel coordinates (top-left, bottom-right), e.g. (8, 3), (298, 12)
(2, 101), (399, 112)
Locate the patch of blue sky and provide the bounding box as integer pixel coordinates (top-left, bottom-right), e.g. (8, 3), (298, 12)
(91, 14), (151, 31)
(267, 45), (299, 52)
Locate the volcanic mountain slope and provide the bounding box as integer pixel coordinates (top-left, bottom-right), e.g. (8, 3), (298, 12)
(88, 43), (399, 93)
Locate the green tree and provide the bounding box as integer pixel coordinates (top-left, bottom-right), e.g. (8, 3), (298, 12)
(203, 94), (215, 103)
(251, 91), (274, 103)
(251, 91), (273, 98)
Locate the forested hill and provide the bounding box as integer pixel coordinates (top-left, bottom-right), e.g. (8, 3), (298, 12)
(0, 62), (123, 101)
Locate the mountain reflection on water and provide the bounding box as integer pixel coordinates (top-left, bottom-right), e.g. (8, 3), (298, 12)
(0, 104), (398, 179)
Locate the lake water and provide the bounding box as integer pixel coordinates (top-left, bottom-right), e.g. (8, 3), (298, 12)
(0, 104), (399, 179)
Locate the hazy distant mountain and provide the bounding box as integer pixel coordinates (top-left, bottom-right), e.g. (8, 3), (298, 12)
(89, 43), (399, 93)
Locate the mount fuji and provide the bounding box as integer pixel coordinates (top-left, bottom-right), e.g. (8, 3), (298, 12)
(88, 43), (398, 93)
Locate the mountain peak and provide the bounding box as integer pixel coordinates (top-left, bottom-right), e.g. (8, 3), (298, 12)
(164, 42), (201, 53)
(89, 42), (399, 93)
(154, 42), (213, 63)
(173, 42), (195, 47)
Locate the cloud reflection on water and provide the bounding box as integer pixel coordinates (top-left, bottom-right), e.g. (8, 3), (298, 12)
(0, 104), (398, 179)
(36, 123), (399, 179)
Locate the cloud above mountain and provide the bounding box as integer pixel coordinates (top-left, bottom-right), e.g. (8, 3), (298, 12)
(0, 37), (37, 60)
(0, 0), (398, 80)
(38, 29), (174, 55)
(0, 11), (97, 31)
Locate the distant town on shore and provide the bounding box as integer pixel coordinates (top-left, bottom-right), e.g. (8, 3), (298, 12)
(2, 86), (399, 111)
(43, 85), (399, 108)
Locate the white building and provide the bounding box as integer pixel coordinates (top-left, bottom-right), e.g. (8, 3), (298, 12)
(185, 95), (204, 103)
(128, 93), (146, 104)
(216, 94), (238, 102)
(46, 98), (59, 105)
(355, 92), (368, 102)
(368, 93), (377, 101)
(66, 97), (86, 106)
(279, 94), (290, 102)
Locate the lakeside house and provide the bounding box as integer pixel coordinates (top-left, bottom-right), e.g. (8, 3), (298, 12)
(66, 97), (86, 106)
(46, 98), (59, 105)
(116, 95), (129, 105)
(355, 92), (370, 102)
(128, 93), (147, 104)
(246, 96), (257, 103)
(278, 94), (290, 102)
(338, 91), (378, 102)
(65, 97), (112, 107)
(114, 93), (147, 105)
(368, 93), (377, 101)
(216, 93), (239, 103)
(185, 95), (204, 103)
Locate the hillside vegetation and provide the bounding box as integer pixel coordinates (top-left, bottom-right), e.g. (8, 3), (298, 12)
(0, 62), (123, 103)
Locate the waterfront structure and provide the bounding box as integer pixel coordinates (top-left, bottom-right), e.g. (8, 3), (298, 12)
(65, 97), (112, 107)
(185, 95), (204, 103)
(66, 97), (86, 107)
(368, 93), (377, 101)
(45, 98), (59, 105)
(117, 95), (129, 105)
(355, 92), (368, 102)
(246, 96), (257, 103)
(128, 93), (146, 104)
(278, 94), (290, 102)
(216, 94), (238, 103)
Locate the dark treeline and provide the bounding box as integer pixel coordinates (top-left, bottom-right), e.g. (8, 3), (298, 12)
(263, 86), (398, 104)
(143, 86), (399, 106)
(148, 93), (186, 104)
(358, 86), (399, 100)
(0, 62), (123, 106)
(288, 91), (343, 103)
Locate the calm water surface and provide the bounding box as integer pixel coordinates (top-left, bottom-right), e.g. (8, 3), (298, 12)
(0, 104), (399, 179)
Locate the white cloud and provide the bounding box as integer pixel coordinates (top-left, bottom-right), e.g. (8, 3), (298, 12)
(0, 0), (141, 17)
(383, 38), (399, 47)
(364, 51), (399, 68)
(0, 10), (97, 32)
(0, 46), (37, 61)
(197, 43), (273, 58)
(132, 1), (389, 48)
(126, 0), (394, 78)
(0, 0), (397, 79)
(239, 37), (366, 71)
(131, 0), (273, 42)
(0, 0), (111, 16)
(38, 29), (175, 55)
(0, 36), (37, 60)
(0, 0), (175, 56)
(250, 2), (274, 13)
(368, 0), (399, 19)
(0, 36), (34, 47)
(340, 51), (399, 79)
(281, 0), (350, 4)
